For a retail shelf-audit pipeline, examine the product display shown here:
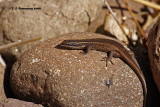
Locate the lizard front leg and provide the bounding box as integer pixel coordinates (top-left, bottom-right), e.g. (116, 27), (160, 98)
(102, 51), (121, 67)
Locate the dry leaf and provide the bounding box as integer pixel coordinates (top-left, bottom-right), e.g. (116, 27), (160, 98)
(104, 12), (129, 44)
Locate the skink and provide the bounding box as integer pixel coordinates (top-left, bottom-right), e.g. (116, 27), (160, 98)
(56, 38), (147, 107)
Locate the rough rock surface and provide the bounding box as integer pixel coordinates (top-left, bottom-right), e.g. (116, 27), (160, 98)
(0, 56), (6, 101)
(10, 32), (143, 107)
(147, 17), (160, 93)
(0, 0), (103, 57)
(0, 98), (44, 107)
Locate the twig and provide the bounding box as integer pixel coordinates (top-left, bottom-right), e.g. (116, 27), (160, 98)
(0, 36), (42, 51)
(103, 0), (128, 38)
(132, 0), (160, 10)
(123, 0), (147, 40)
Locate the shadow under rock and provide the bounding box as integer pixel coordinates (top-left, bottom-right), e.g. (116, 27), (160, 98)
(2, 52), (17, 98)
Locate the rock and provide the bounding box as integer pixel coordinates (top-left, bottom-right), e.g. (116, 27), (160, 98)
(147, 17), (160, 93)
(0, 0), (103, 58)
(10, 32), (144, 107)
(0, 98), (44, 107)
(0, 55), (6, 101)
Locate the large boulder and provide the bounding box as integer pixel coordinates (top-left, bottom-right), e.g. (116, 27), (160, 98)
(0, 0), (103, 57)
(10, 32), (144, 107)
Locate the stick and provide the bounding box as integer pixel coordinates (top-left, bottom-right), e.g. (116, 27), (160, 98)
(133, 0), (160, 10)
(123, 0), (147, 40)
(0, 36), (42, 51)
(103, 0), (128, 37)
